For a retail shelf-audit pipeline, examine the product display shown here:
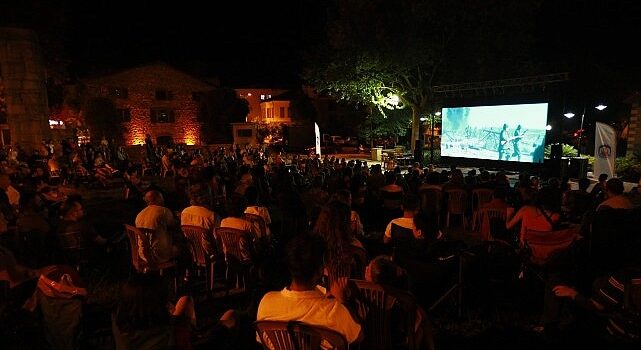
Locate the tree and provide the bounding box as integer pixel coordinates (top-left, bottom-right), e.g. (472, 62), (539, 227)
(303, 0), (546, 152)
(197, 88), (250, 144)
(359, 107), (411, 147)
(84, 97), (123, 142)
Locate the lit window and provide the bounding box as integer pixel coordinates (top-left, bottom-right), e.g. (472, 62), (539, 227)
(267, 94), (271, 99)
(261, 94), (265, 100)
(247, 93), (252, 97)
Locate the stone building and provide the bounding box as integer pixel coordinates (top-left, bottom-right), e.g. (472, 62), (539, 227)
(0, 27), (50, 151)
(82, 62), (215, 146)
(624, 91), (641, 155)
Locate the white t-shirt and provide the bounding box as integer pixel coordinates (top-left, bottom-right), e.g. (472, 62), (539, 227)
(257, 287), (361, 344)
(135, 205), (176, 262)
(244, 206), (271, 236)
(181, 205), (217, 231)
(384, 217), (424, 240)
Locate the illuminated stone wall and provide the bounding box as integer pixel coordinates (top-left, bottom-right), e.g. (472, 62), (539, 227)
(0, 27), (50, 151)
(83, 63), (215, 145)
(626, 92), (641, 155)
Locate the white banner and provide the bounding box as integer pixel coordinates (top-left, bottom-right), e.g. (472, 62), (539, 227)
(314, 122), (321, 156)
(594, 122), (616, 179)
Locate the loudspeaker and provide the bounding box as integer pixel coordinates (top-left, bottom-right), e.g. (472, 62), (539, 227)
(550, 143), (562, 160)
(414, 139), (424, 164)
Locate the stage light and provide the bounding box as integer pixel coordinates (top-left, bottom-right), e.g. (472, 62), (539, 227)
(435, 111), (442, 116)
(546, 125), (552, 131)
(564, 112), (575, 119)
(595, 104), (607, 111)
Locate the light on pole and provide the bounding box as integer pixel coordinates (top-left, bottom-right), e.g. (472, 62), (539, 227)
(575, 104), (607, 157)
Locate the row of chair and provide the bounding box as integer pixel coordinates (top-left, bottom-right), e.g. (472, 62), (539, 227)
(124, 212), (270, 294)
(416, 187), (495, 230)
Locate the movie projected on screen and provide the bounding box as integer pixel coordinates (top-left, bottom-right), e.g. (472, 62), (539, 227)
(441, 103), (548, 163)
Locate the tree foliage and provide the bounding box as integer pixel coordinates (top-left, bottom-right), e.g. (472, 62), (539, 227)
(303, 0), (546, 151)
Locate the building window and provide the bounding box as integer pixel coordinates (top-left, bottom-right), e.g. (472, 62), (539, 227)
(155, 89), (173, 100)
(108, 87), (128, 99)
(117, 108), (131, 122)
(279, 107), (285, 118)
(150, 108), (176, 123)
(260, 94), (265, 100)
(192, 92), (201, 101)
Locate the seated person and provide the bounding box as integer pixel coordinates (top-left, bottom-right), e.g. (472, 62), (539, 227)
(562, 177), (592, 220)
(220, 194), (258, 238)
(597, 178), (633, 211)
(243, 186), (271, 238)
(506, 188), (561, 244)
(365, 255), (435, 350)
(56, 198), (108, 264)
(135, 191), (179, 264)
(112, 273), (237, 350)
(383, 194), (425, 245)
(256, 234), (363, 345)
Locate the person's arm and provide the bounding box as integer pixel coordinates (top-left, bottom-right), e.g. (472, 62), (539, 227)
(506, 207), (524, 230)
(383, 221), (393, 244)
(552, 285), (604, 311)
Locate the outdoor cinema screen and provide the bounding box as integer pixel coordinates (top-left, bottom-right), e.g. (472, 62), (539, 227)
(441, 103), (548, 163)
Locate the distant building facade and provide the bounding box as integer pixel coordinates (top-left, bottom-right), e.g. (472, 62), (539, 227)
(625, 91), (641, 155)
(82, 63), (215, 145)
(0, 27), (50, 151)
(235, 88), (287, 123)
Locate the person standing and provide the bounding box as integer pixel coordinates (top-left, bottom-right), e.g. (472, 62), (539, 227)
(512, 125), (526, 161)
(498, 123), (510, 161)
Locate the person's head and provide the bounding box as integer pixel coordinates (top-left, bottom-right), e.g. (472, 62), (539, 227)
(598, 173), (608, 184)
(313, 199), (352, 249)
(450, 169), (464, 183)
(143, 190), (164, 206)
(286, 234), (327, 287)
(402, 194), (420, 215)
(605, 178), (625, 197)
(60, 198), (84, 221)
(115, 274), (171, 332)
(365, 255), (409, 290)
(189, 182), (212, 207)
(520, 187), (537, 206)
(578, 177), (591, 191)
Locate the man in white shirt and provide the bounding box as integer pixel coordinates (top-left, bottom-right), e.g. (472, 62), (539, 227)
(181, 183), (218, 253)
(135, 190), (177, 263)
(256, 234), (362, 345)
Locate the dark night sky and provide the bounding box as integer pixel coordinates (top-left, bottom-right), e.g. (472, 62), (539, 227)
(2, 0), (640, 96)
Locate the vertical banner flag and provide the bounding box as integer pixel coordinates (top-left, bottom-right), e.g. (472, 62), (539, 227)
(594, 122), (616, 179)
(314, 122), (321, 156)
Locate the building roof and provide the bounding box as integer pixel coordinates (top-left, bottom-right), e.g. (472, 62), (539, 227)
(81, 61), (217, 89)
